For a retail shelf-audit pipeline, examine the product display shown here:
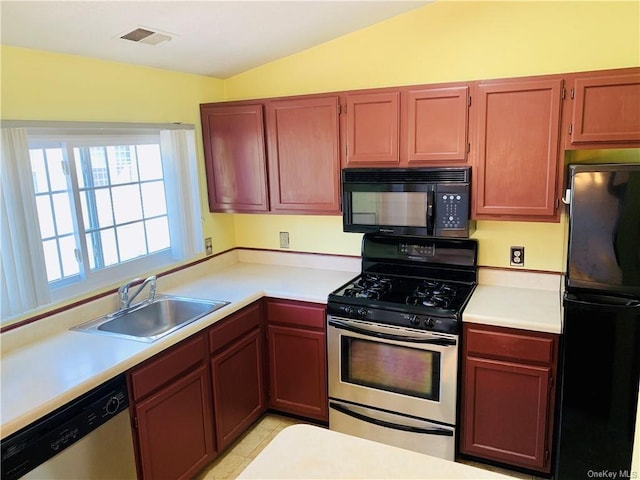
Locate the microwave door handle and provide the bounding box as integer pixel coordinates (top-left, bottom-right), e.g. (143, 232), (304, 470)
(329, 402), (453, 437)
(426, 191), (434, 235)
(328, 319), (456, 346)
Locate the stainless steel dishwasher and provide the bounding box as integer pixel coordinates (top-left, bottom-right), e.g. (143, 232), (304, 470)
(1, 375), (137, 480)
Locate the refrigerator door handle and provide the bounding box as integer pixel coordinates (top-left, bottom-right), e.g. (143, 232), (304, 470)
(564, 294), (640, 310)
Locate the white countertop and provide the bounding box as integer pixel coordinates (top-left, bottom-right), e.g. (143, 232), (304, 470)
(238, 424), (516, 479)
(463, 284), (562, 334)
(0, 255), (358, 438)
(463, 269), (563, 334)
(1, 254), (563, 439)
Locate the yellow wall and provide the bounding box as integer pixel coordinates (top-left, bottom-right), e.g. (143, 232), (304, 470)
(228, 0), (640, 271)
(2, 1), (640, 273)
(0, 45), (236, 254)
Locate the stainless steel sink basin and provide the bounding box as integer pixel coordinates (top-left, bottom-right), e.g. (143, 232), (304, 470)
(72, 294), (229, 342)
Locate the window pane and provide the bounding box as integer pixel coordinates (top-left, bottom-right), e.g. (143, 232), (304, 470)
(117, 222), (146, 262)
(89, 147), (109, 187)
(86, 232), (96, 270)
(100, 228), (119, 267)
(146, 217), (170, 253)
(112, 184), (142, 224)
(42, 239), (61, 281)
(52, 192), (74, 236)
(46, 148), (67, 191)
(137, 145), (163, 181)
(59, 235), (79, 277)
(30, 150), (49, 193)
(108, 146), (138, 185)
(36, 195), (55, 238)
(141, 181), (167, 217)
(94, 188), (114, 228)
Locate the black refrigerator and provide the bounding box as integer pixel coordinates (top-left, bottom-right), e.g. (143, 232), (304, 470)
(555, 163), (640, 479)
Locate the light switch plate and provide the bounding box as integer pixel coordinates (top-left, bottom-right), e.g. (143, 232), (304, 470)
(510, 246), (524, 267)
(279, 232), (290, 249)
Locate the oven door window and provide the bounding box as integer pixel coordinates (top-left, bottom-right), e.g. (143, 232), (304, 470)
(341, 336), (440, 401)
(350, 192), (427, 227)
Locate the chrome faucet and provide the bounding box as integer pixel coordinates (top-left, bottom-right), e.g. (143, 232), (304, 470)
(118, 275), (157, 310)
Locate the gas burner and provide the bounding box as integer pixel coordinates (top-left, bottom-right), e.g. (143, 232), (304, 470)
(343, 275), (393, 300)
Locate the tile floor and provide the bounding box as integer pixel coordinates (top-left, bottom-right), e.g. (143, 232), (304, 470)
(195, 413), (546, 480)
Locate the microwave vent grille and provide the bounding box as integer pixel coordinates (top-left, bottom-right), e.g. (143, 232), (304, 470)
(343, 168), (470, 184)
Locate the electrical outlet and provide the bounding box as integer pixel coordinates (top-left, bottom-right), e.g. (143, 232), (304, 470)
(510, 246), (525, 267)
(279, 232), (290, 249)
(204, 237), (213, 256)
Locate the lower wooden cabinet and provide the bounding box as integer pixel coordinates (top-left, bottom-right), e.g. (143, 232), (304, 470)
(128, 298), (327, 478)
(209, 302), (266, 451)
(266, 298), (328, 422)
(460, 323), (558, 474)
(129, 335), (214, 480)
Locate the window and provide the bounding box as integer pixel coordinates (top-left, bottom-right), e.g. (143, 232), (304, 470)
(1, 125), (203, 322)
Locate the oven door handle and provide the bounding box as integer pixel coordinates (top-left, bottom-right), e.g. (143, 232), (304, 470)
(328, 319), (456, 346)
(329, 402), (453, 437)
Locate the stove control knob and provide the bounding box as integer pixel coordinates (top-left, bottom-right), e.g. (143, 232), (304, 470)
(357, 308), (368, 319)
(409, 315), (420, 326)
(425, 318), (435, 328)
(343, 306), (354, 316)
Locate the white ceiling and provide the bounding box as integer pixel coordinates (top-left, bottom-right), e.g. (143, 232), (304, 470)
(1, 1), (430, 78)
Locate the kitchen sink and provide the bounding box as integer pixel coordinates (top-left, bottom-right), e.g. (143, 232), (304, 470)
(72, 294), (229, 342)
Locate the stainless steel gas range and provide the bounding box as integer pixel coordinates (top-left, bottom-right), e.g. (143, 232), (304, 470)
(327, 233), (478, 461)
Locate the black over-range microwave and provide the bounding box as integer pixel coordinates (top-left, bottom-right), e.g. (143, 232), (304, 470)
(341, 167), (475, 238)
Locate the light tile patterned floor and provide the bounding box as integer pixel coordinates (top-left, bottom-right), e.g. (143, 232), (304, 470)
(195, 414), (305, 480)
(195, 413), (547, 480)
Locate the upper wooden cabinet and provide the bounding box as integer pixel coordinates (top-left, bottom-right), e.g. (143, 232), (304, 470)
(471, 77), (563, 221)
(403, 85), (470, 165)
(565, 68), (640, 147)
(265, 95), (341, 214)
(342, 84), (470, 168)
(200, 103), (269, 213)
(344, 91), (400, 166)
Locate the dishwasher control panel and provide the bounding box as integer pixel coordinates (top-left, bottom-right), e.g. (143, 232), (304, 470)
(1, 375), (129, 480)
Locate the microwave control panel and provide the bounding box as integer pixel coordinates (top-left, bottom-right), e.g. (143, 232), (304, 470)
(434, 184), (469, 233)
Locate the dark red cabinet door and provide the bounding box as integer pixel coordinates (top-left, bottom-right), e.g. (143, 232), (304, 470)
(134, 365), (214, 480)
(569, 71), (640, 145)
(266, 96), (341, 214)
(200, 103), (269, 212)
(210, 327), (266, 451)
(404, 85), (469, 164)
(461, 357), (551, 471)
(473, 78), (562, 220)
(267, 324), (328, 421)
(345, 91), (400, 166)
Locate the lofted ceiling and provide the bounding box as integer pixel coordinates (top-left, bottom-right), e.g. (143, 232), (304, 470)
(0, 1), (430, 78)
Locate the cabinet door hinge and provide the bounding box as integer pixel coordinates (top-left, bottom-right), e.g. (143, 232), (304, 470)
(554, 198), (560, 210)
(468, 96), (472, 107)
(467, 143), (471, 154)
(570, 87), (575, 99)
(545, 449), (550, 465)
(568, 123), (573, 135)
(561, 79), (566, 100)
(338, 104), (342, 115)
(132, 416), (138, 429)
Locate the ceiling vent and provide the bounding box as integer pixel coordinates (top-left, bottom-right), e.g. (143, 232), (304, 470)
(120, 27), (171, 46)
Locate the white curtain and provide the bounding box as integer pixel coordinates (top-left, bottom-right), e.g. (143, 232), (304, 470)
(160, 129), (204, 260)
(1, 128), (51, 319)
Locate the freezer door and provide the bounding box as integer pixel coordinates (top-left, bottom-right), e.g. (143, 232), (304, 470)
(567, 163), (640, 296)
(555, 294), (640, 479)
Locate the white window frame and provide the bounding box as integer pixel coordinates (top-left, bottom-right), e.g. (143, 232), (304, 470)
(2, 122), (202, 319)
